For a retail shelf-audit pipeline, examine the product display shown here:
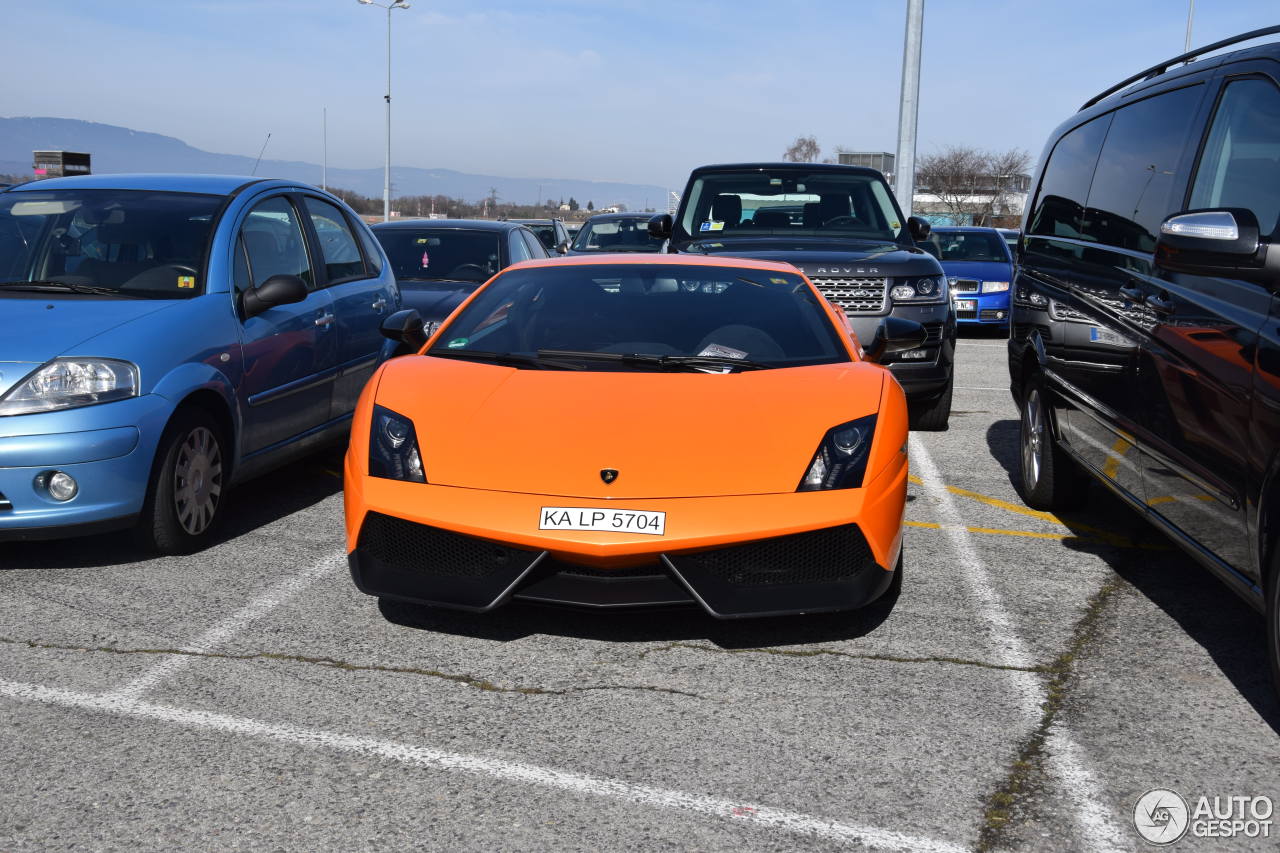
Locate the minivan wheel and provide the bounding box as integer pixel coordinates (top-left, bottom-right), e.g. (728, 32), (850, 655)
(909, 379), (952, 431)
(136, 408), (227, 554)
(1018, 373), (1087, 511)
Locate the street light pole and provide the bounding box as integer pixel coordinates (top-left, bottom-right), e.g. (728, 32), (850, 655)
(894, 0), (925, 221)
(359, 0), (410, 222)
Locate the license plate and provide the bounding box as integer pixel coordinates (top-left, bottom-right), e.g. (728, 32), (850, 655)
(955, 299), (976, 311)
(539, 507), (666, 535)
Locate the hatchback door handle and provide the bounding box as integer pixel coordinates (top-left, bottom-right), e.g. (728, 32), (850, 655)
(1145, 293), (1175, 314)
(315, 313), (335, 328)
(371, 296), (387, 313)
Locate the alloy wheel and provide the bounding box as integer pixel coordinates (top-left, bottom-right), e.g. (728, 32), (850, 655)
(1022, 387), (1044, 491)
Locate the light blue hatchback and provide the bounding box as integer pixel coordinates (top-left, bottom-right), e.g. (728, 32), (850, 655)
(0, 174), (398, 552)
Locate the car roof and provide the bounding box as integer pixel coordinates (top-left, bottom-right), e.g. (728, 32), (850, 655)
(371, 218), (523, 232)
(9, 173), (267, 195)
(581, 212), (651, 222)
(506, 218), (559, 225)
(931, 226), (1002, 234)
(504, 253), (801, 274)
(688, 162), (883, 179)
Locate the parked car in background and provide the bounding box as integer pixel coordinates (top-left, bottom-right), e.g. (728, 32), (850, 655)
(569, 212), (666, 253)
(0, 173), (397, 552)
(507, 218), (571, 255)
(1006, 27), (1280, 693)
(372, 219), (549, 336)
(926, 226), (1013, 327)
(997, 227), (1020, 251)
(650, 162), (956, 430)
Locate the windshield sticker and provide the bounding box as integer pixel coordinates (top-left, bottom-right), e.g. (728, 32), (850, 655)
(700, 221), (725, 232)
(769, 277), (789, 285)
(698, 343), (748, 360)
(177, 275), (196, 289)
(891, 222), (900, 229)
(446, 337), (469, 349)
(420, 250), (430, 269)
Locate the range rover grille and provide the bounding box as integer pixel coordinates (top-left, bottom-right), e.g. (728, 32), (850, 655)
(809, 276), (889, 314)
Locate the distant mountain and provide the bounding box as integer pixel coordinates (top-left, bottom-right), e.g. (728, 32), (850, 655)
(0, 117), (670, 211)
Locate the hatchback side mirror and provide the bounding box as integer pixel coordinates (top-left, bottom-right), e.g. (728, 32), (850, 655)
(241, 274), (308, 318)
(380, 308), (428, 352)
(907, 216), (931, 242)
(648, 213), (673, 240)
(1155, 208), (1277, 284)
(864, 316), (927, 363)
(555, 240), (570, 255)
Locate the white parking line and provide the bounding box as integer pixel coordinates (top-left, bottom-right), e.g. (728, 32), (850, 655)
(955, 386), (1008, 392)
(909, 436), (1126, 852)
(0, 677), (969, 853)
(107, 552), (342, 701)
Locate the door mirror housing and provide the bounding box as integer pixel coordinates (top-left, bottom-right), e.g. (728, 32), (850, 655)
(864, 316), (927, 363)
(1155, 208), (1277, 284)
(648, 213), (673, 240)
(907, 216), (932, 242)
(241, 274), (308, 319)
(380, 308), (428, 352)
(555, 240), (570, 255)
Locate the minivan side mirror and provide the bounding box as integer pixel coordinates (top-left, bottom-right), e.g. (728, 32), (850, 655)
(907, 216), (931, 242)
(1154, 208), (1278, 284)
(241, 274), (308, 319)
(864, 316), (927, 363)
(380, 308), (428, 352)
(648, 213), (673, 240)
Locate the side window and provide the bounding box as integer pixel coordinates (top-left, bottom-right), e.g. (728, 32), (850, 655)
(1084, 86), (1203, 253)
(1190, 77), (1280, 235)
(232, 236), (251, 294)
(509, 230), (532, 263)
(1028, 114), (1112, 240)
(240, 196), (314, 289)
(522, 230), (546, 258)
(303, 197), (365, 283)
(356, 221), (384, 274)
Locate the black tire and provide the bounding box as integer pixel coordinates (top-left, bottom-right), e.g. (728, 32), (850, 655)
(135, 407), (228, 554)
(1018, 372), (1088, 511)
(909, 379), (952, 431)
(1267, 551), (1280, 702)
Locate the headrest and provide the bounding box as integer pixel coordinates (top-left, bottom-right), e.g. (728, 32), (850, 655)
(753, 208), (789, 228)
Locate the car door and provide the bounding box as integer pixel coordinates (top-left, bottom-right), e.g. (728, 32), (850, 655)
(1133, 70), (1280, 583)
(299, 194), (396, 418)
(234, 194), (339, 455)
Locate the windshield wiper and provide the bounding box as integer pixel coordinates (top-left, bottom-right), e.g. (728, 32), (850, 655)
(427, 349), (585, 370)
(0, 280), (124, 296)
(537, 349), (770, 372)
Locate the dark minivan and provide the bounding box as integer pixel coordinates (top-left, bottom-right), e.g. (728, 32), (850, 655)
(651, 163), (956, 430)
(1008, 27), (1280, 691)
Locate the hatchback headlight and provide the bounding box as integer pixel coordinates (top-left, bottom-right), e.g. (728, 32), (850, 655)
(890, 275), (947, 304)
(797, 414), (877, 491)
(369, 405), (425, 482)
(981, 280), (1010, 293)
(0, 358), (139, 416)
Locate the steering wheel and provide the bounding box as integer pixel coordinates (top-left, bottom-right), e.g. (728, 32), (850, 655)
(822, 216), (862, 228)
(448, 263), (489, 280)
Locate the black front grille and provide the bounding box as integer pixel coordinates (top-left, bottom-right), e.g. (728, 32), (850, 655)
(357, 512), (537, 578)
(670, 525), (873, 586)
(951, 278), (980, 293)
(957, 309), (977, 319)
(556, 562), (667, 578)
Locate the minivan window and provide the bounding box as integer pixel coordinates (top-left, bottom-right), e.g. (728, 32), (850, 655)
(1084, 86), (1202, 253)
(1190, 77), (1280, 235)
(1028, 114), (1112, 240)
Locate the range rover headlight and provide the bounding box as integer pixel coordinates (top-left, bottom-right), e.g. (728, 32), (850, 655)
(890, 275), (947, 304)
(0, 358), (139, 416)
(369, 405), (425, 482)
(797, 414), (877, 491)
(981, 280), (1010, 293)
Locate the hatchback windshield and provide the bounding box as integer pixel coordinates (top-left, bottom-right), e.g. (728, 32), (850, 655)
(928, 230), (1010, 262)
(429, 264), (849, 371)
(374, 229), (502, 283)
(571, 218), (664, 252)
(0, 189), (223, 298)
(676, 169), (905, 244)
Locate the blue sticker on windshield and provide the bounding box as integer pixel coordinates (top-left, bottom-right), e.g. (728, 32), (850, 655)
(700, 221), (725, 232)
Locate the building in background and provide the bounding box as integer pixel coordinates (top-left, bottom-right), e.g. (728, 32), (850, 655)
(837, 151), (896, 181)
(33, 151), (91, 179)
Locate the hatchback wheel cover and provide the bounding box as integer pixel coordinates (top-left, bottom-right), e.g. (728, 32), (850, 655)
(173, 426), (222, 535)
(1022, 388), (1044, 490)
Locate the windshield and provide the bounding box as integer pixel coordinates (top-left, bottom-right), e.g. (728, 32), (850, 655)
(0, 189), (222, 298)
(429, 263), (849, 371)
(374, 229), (501, 283)
(676, 169), (905, 244)
(571, 218), (664, 252)
(928, 230), (1010, 262)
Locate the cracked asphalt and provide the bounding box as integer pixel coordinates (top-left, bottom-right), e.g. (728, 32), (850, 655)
(2, 335), (1278, 852)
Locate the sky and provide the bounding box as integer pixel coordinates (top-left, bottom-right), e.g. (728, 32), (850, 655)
(2, 0), (1274, 191)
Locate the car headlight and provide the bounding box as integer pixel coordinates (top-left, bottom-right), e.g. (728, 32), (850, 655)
(797, 414), (877, 491)
(981, 281), (1010, 293)
(0, 358), (139, 416)
(369, 405), (425, 482)
(1014, 286), (1048, 307)
(890, 275), (947, 304)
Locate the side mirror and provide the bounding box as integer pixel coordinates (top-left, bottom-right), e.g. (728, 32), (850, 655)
(907, 216), (931, 242)
(1154, 208), (1275, 283)
(241, 274), (308, 318)
(380, 308), (428, 352)
(555, 240), (570, 255)
(864, 316), (927, 363)
(648, 213), (673, 240)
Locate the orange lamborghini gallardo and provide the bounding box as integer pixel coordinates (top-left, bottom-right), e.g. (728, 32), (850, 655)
(344, 254), (925, 618)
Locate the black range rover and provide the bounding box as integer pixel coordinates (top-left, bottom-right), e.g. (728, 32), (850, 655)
(650, 162), (956, 429)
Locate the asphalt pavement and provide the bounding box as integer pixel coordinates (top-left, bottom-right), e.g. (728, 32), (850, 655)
(2, 334), (1277, 852)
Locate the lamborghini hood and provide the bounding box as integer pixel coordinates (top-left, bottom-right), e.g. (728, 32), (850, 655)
(373, 357), (886, 499)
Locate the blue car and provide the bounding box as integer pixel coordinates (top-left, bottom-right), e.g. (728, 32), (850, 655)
(0, 174), (398, 552)
(924, 226), (1013, 326)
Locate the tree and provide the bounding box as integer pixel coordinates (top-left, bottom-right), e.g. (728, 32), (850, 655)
(783, 135), (822, 163)
(568, 197), (580, 212)
(587, 200), (594, 211)
(915, 146), (1031, 226)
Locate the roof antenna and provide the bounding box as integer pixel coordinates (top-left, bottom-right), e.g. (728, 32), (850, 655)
(252, 133), (272, 176)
